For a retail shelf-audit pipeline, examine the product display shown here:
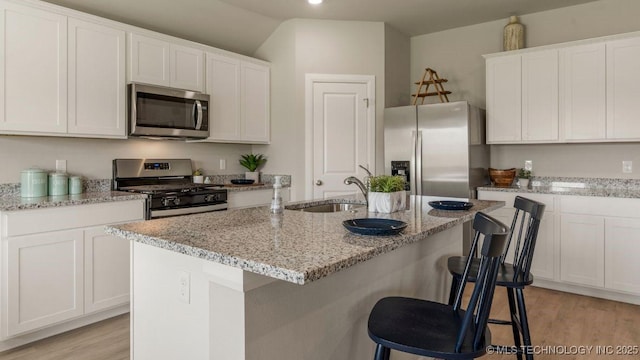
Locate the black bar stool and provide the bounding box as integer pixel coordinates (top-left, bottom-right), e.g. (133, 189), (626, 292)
(447, 196), (546, 360)
(367, 212), (510, 360)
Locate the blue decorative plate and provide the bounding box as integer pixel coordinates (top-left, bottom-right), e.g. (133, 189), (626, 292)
(343, 218), (407, 236)
(428, 200), (473, 211)
(230, 179), (255, 185)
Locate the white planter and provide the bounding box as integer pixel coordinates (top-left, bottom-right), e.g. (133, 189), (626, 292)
(193, 175), (204, 184)
(368, 191), (407, 213)
(245, 171), (260, 183)
(519, 178), (530, 188)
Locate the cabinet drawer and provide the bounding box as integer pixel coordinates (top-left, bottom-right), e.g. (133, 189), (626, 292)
(2, 200), (144, 237)
(560, 195), (640, 218)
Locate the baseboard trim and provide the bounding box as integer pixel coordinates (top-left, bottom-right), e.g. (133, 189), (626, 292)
(532, 280), (640, 305)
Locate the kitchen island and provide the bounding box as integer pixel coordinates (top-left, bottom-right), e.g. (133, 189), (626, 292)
(106, 196), (503, 360)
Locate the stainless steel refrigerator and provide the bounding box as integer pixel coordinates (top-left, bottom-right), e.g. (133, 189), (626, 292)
(384, 101), (490, 199)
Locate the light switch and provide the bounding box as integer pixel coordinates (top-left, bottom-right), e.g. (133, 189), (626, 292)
(220, 159), (226, 170)
(623, 161), (632, 173)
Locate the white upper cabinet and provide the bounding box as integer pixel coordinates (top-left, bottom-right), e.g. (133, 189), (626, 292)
(170, 43), (204, 92)
(0, 1), (126, 138)
(486, 55), (521, 143)
(241, 61), (270, 143)
(68, 18), (126, 137)
(522, 50), (558, 142)
(129, 33), (170, 86)
(486, 50), (558, 144)
(0, 1), (67, 133)
(606, 37), (640, 140)
(560, 43), (606, 141)
(206, 53), (241, 141)
(486, 31), (640, 144)
(204, 52), (270, 144)
(129, 33), (204, 92)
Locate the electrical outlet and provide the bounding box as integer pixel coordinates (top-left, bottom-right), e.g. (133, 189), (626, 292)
(220, 159), (226, 170)
(178, 271), (190, 304)
(623, 160), (633, 173)
(56, 160), (67, 173)
(524, 160), (533, 171)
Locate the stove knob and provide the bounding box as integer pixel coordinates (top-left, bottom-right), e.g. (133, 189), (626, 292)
(173, 198), (181, 205)
(205, 194), (214, 202)
(162, 198), (171, 207)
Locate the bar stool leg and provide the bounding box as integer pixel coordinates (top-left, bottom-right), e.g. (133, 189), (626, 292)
(448, 276), (461, 306)
(507, 288), (523, 360)
(516, 288), (534, 360)
(374, 344), (390, 360)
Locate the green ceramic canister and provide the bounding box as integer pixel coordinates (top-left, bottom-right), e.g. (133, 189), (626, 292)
(69, 176), (83, 195)
(20, 168), (48, 197)
(48, 172), (69, 196)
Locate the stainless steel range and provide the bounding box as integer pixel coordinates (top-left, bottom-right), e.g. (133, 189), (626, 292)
(113, 159), (227, 219)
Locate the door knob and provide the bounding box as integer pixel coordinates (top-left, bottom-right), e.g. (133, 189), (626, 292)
(315, 180), (323, 186)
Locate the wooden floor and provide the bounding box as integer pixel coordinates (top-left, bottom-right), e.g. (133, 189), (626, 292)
(485, 286), (640, 360)
(0, 314), (129, 360)
(0, 287), (638, 360)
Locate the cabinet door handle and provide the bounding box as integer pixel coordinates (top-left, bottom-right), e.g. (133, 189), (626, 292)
(194, 100), (203, 130)
(315, 180), (323, 186)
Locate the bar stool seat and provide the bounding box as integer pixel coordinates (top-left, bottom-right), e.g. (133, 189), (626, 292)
(368, 297), (489, 359)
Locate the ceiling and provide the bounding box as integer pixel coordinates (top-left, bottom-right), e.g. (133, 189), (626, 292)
(43, 0), (598, 56)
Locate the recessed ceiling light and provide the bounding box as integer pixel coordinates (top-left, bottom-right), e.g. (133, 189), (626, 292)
(308, 0), (323, 5)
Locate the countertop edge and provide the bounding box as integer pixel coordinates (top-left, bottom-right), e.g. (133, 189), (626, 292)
(477, 185), (640, 199)
(0, 191), (148, 212)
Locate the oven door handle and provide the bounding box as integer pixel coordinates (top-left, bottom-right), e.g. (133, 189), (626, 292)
(194, 100), (203, 130)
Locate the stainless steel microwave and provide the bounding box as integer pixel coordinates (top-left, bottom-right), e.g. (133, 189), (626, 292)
(128, 83), (210, 140)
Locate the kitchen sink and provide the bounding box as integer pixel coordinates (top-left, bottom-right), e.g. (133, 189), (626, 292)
(286, 201), (366, 213)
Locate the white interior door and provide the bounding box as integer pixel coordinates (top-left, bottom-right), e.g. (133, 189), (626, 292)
(306, 74), (375, 199)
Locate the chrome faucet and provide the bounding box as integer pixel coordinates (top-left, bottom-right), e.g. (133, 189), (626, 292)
(344, 176), (368, 204)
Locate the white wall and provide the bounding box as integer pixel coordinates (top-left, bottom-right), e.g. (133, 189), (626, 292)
(0, 136), (250, 183)
(255, 19), (386, 201)
(410, 0), (640, 178)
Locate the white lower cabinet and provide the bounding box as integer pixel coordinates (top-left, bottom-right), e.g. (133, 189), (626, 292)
(604, 218), (640, 294)
(6, 230), (84, 336)
(84, 227), (130, 314)
(559, 214), (605, 287)
(479, 191), (640, 303)
(0, 200), (144, 345)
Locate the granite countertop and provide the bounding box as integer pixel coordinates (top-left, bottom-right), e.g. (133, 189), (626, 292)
(0, 191), (148, 212)
(0, 179), (147, 211)
(106, 196), (504, 285)
(478, 176), (640, 199)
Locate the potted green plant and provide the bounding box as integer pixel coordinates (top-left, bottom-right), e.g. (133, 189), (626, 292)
(367, 175), (407, 213)
(517, 168), (531, 188)
(239, 153), (267, 182)
(193, 168), (204, 184)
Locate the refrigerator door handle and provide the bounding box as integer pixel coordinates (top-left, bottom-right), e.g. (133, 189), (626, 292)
(410, 131), (417, 196)
(416, 130), (423, 196)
